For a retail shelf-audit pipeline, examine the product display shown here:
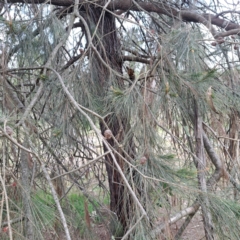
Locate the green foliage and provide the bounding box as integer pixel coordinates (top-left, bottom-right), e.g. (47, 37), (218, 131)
(110, 86), (124, 96)
(39, 74), (48, 80)
(32, 191), (56, 227)
(209, 197), (240, 239)
(176, 168), (197, 179)
(220, 199), (240, 219)
(32, 191), (109, 234)
(68, 193), (95, 219)
(189, 68), (218, 83)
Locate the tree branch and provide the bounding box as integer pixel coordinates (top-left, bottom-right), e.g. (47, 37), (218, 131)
(122, 55), (151, 64)
(5, 0), (240, 38)
(9, 0), (73, 6)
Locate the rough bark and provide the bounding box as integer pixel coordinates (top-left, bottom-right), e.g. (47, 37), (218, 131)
(85, 6), (136, 233)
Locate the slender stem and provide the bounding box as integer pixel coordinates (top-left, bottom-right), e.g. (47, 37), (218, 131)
(41, 165), (72, 240)
(51, 151), (111, 180)
(121, 214), (145, 240)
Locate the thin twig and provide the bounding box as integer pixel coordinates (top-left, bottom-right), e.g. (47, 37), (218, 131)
(121, 214), (145, 240)
(51, 151), (111, 180)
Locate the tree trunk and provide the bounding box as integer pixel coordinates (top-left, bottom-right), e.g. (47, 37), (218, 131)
(85, 6), (135, 234)
(228, 111), (239, 201)
(20, 138), (34, 240)
(194, 101), (214, 240)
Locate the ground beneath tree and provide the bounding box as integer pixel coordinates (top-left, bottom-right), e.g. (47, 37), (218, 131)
(92, 217), (205, 240)
(170, 213), (205, 240)
(43, 210), (205, 240)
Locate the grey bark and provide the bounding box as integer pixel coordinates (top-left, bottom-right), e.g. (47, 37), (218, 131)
(20, 138), (34, 240)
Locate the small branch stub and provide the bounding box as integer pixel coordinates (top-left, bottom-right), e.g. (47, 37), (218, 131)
(6, 126), (13, 136)
(211, 37), (225, 46)
(140, 156), (147, 165)
(234, 45), (239, 50)
(104, 129), (113, 140)
(217, 37), (224, 44)
(126, 67), (135, 81)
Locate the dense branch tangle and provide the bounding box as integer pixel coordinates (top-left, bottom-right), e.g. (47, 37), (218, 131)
(1, 0), (240, 240)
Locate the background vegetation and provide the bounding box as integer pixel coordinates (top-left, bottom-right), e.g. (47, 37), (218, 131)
(1, 0), (240, 239)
